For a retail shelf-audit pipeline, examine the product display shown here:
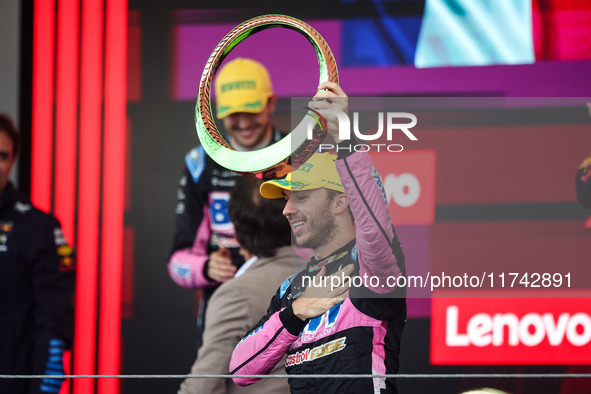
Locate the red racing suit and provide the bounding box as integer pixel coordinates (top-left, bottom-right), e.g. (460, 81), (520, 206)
(230, 151), (406, 393)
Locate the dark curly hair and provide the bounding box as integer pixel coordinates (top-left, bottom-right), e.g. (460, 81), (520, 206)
(228, 177), (291, 258)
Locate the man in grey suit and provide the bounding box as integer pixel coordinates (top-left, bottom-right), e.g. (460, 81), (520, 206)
(178, 176), (305, 394)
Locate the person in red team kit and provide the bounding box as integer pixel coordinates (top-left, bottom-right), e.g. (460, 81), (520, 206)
(230, 83), (407, 394)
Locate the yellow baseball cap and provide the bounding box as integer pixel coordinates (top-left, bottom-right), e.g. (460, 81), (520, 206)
(214, 58), (274, 119)
(260, 153), (345, 199)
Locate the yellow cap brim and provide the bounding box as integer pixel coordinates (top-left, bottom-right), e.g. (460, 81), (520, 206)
(215, 93), (269, 119)
(260, 152), (346, 199)
(259, 181), (288, 199)
(259, 179), (323, 199)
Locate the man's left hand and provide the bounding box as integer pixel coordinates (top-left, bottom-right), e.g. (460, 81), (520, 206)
(308, 82), (348, 143)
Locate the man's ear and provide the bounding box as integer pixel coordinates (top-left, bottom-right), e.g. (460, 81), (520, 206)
(331, 193), (349, 215)
(266, 94), (277, 114)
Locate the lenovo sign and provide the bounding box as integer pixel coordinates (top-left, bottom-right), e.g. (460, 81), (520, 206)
(431, 292), (591, 365)
(446, 306), (591, 347)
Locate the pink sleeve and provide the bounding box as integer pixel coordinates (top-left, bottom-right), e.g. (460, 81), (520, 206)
(230, 312), (297, 386)
(167, 205), (217, 288)
(336, 151), (403, 293)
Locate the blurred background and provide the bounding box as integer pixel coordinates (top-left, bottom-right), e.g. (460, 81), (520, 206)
(2, 0), (591, 393)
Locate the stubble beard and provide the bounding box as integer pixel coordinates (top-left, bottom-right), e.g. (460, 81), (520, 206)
(293, 205), (337, 252)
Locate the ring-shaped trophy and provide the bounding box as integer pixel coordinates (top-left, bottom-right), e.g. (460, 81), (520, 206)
(195, 14), (338, 179)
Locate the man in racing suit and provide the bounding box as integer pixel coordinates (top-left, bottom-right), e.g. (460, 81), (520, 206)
(0, 114), (75, 394)
(230, 83), (406, 393)
(167, 58), (283, 348)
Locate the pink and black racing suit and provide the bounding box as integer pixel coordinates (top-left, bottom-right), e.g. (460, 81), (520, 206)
(230, 150), (406, 394)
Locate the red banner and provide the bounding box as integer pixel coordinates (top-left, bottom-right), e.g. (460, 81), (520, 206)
(370, 150), (436, 225)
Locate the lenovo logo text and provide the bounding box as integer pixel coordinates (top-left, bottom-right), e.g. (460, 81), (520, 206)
(446, 306), (591, 347)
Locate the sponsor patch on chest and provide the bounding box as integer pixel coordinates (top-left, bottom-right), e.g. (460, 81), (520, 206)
(285, 337), (347, 367)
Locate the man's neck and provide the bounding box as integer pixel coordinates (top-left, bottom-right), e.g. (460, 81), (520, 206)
(240, 249), (255, 261)
(313, 238), (354, 261)
(313, 223), (356, 261)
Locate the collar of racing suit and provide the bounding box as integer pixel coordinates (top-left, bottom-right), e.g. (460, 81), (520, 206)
(305, 238), (356, 275)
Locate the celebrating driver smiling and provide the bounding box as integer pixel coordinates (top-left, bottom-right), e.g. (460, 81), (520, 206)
(229, 82), (407, 394)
